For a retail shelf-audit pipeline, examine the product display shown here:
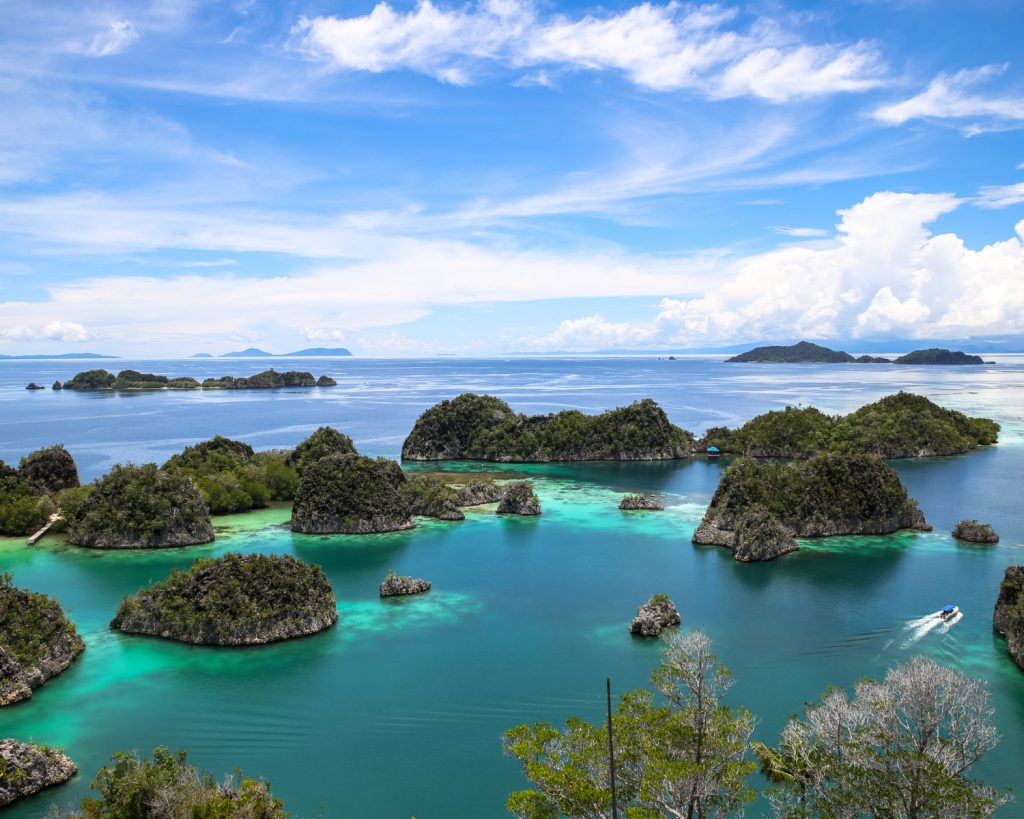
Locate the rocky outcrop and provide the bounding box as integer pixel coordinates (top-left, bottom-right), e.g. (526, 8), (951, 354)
(629, 595), (681, 637)
(380, 571), (431, 597)
(291, 454), (414, 534)
(994, 567), (1023, 671)
(25, 383), (44, 390)
(17, 445), (80, 495)
(953, 520), (999, 544)
(67, 464), (214, 549)
(0, 577), (85, 706)
(695, 454), (929, 557)
(456, 480), (506, 506)
(0, 739), (77, 807)
(732, 508), (799, 562)
(111, 553), (338, 646)
(317, 375), (337, 387)
(401, 393), (693, 462)
(496, 482), (541, 516)
(619, 493), (664, 511)
(401, 474), (465, 521)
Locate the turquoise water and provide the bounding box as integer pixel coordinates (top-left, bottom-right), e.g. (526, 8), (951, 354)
(0, 357), (1022, 816)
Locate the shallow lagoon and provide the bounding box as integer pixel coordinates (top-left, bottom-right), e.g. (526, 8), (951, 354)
(0, 356), (1022, 816)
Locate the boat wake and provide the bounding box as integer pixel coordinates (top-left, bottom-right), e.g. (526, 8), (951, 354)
(894, 609), (963, 649)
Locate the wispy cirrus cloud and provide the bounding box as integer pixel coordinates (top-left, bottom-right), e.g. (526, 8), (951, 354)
(86, 20), (139, 57)
(292, 0), (885, 100)
(974, 181), (1024, 209)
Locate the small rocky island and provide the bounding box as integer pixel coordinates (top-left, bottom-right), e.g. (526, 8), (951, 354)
(111, 553), (338, 645)
(893, 348), (984, 365)
(699, 392), (998, 459)
(994, 566), (1023, 671)
(953, 520), (999, 544)
(401, 393), (693, 462)
(694, 453), (930, 561)
(401, 474), (465, 520)
(629, 594), (681, 637)
(726, 341), (890, 364)
(380, 570), (431, 597)
(496, 481), (541, 516)
(0, 739), (77, 807)
(619, 493), (664, 511)
(68, 463), (214, 549)
(291, 454), (414, 534)
(456, 480), (506, 506)
(59, 367), (337, 392)
(0, 575), (85, 706)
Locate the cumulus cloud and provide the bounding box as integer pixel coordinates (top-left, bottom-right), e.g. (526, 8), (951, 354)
(873, 65), (1024, 129)
(292, 0), (884, 100)
(303, 328), (347, 341)
(86, 20), (139, 57)
(0, 321), (97, 342)
(507, 314), (657, 351)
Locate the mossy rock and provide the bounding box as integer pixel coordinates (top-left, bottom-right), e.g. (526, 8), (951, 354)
(291, 454), (413, 534)
(496, 481), (541, 516)
(67, 464), (214, 549)
(952, 519), (999, 544)
(401, 474), (464, 520)
(619, 493), (664, 511)
(111, 553), (338, 645)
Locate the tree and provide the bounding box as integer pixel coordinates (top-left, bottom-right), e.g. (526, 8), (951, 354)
(754, 657), (1010, 818)
(502, 631), (755, 818)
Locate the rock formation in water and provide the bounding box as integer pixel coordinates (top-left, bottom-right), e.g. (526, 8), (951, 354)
(698, 392), (998, 459)
(316, 375), (337, 387)
(379, 570), (431, 597)
(111, 553), (338, 645)
(619, 493), (664, 511)
(291, 454), (414, 534)
(401, 393), (693, 462)
(952, 520), (999, 544)
(0, 575), (84, 706)
(993, 566), (1023, 671)
(401, 474), (464, 520)
(731, 508), (799, 562)
(17, 445), (80, 495)
(25, 383), (44, 390)
(894, 348), (984, 365)
(496, 481), (541, 516)
(0, 739), (77, 807)
(726, 341), (887, 364)
(629, 594), (681, 637)
(694, 453), (930, 558)
(67, 463), (214, 549)
(456, 480), (505, 506)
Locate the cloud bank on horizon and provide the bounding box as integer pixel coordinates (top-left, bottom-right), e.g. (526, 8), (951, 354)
(0, 0), (1022, 356)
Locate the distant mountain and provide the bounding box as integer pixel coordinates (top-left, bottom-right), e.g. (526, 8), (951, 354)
(726, 341), (890, 364)
(893, 348), (985, 365)
(284, 347), (353, 357)
(218, 347), (352, 357)
(190, 353), (214, 358)
(219, 348), (274, 357)
(0, 352), (119, 360)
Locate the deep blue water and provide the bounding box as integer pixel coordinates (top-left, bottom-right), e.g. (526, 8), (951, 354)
(0, 356), (1022, 817)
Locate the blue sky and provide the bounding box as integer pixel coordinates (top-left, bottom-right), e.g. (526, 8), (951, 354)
(0, 0), (1022, 357)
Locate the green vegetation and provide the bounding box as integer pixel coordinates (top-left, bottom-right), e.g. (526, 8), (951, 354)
(62, 747), (288, 818)
(953, 519), (1000, 544)
(698, 452), (928, 541)
(754, 657), (1009, 817)
(285, 426), (357, 476)
(894, 347), (985, 365)
(0, 445), (83, 536)
(163, 436), (298, 514)
(994, 566), (1023, 671)
(59, 367), (336, 392)
(503, 631), (756, 818)
(111, 553), (337, 645)
(400, 473), (463, 519)
(68, 463), (214, 549)
(701, 392), (999, 458)
(725, 340), (886, 363)
(18, 444), (79, 494)
(0, 573), (83, 671)
(291, 453), (413, 534)
(402, 393), (693, 462)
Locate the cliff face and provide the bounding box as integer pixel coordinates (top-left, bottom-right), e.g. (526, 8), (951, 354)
(994, 566), (1023, 671)
(401, 393), (693, 462)
(111, 553), (338, 646)
(496, 482), (541, 516)
(0, 740), (77, 807)
(695, 454), (929, 558)
(68, 464), (214, 549)
(0, 577), (85, 706)
(456, 481), (505, 506)
(291, 454), (414, 534)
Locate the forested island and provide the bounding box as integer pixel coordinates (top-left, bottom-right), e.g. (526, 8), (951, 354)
(693, 453), (931, 561)
(111, 553), (338, 645)
(0, 445), (81, 537)
(726, 340), (985, 364)
(0, 574), (84, 705)
(55, 368), (337, 391)
(700, 392), (998, 458)
(401, 393), (693, 461)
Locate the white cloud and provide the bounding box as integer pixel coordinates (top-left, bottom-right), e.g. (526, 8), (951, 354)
(303, 328), (347, 341)
(293, 0), (884, 101)
(86, 20), (139, 57)
(975, 181), (1024, 209)
(873, 65), (1024, 129)
(0, 321), (97, 343)
(507, 314), (657, 351)
(770, 225), (830, 237)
